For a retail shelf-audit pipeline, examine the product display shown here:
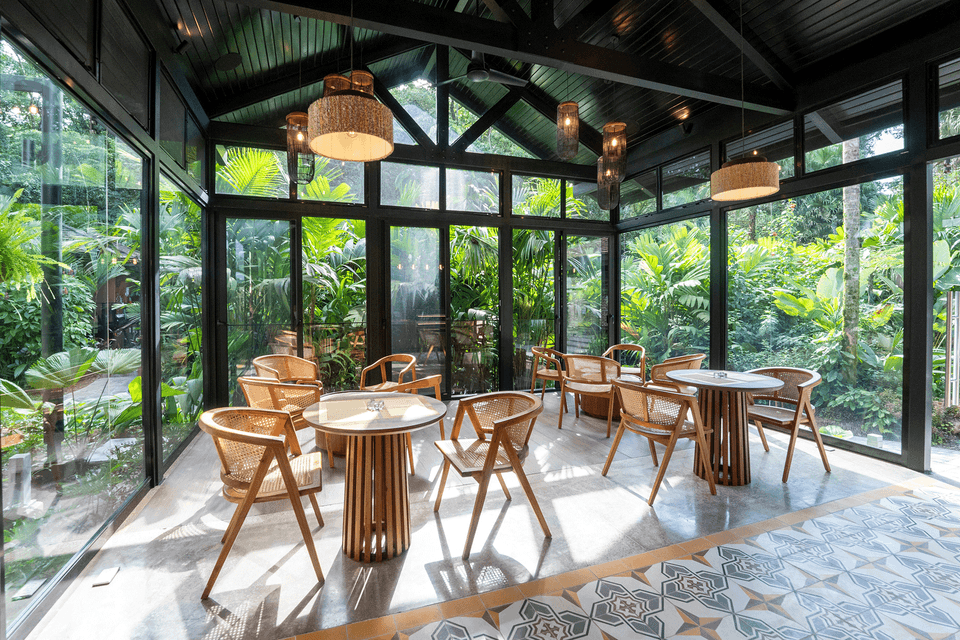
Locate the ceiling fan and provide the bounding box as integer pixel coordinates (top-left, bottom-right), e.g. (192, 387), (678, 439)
(437, 51), (528, 87)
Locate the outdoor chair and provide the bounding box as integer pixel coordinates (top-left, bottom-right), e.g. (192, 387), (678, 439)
(602, 343), (647, 380)
(433, 391), (550, 559)
(198, 407), (325, 599)
(648, 353), (707, 394)
(395, 374), (445, 437)
(238, 376), (340, 468)
(746, 367), (830, 483)
(604, 379), (717, 506)
(529, 347), (567, 413)
(359, 353), (422, 472)
(252, 354), (321, 385)
(557, 354), (621, 437)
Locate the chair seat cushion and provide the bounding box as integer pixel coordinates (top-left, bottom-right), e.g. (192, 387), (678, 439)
(564, 380), (613, 395)
(365, 381), (399, 391)
(434, 438), (527, 476)
(223, 451), (323, 502)
(535, 368), (562, 380)
(647, 382), (697, 395)
(748, 404), (806, 427)
(621, 366), (644, 376)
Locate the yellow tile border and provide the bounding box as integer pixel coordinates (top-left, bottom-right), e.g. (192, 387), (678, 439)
(297, 627), (347, 640)
(554, 568), (597, 590)
(438, 595), (484, 618)
(479, 586), (523, 609)
(346, 615), (396, 640)
(393, 605), (441, 632)
(678, 537), (714, 554)
(517, 577), (559, 597)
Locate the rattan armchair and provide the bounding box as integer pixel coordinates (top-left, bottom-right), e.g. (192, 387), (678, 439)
(198, 407), (325, 599)
(529, 347), (565, 405)
(557, 354), (621, 437)
(604, 379), (717, 505)
(602, 343), (647, 380)
(433, 391), (550, 559)
(359, 354), (417, 391)
(648, 353), (707, 394)
(746, 367), (830, 483)
(252, 354), (321, 385)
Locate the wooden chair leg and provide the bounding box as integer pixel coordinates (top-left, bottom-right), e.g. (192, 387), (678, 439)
(406, 432), (415, 474)
(602, 423), (628, 476)
(693, 429), (718, 496)
(531, 375), (538, 395)
(808, 420), (831, 473)
(463, 468), (494, 559)
(754, 420), (770, 452)
(495, 472), (512, 500)
(276, 459), (324, 585)
(604, 394), (615, 438)
(308, 492), (324, 528)
(434, 460), (451, 512)
(648, 439), (659, 467)
(782, 427), (801, 483)
(220, 497), (246, 544)
(507, 451), (551, 538)
(557, 381), (567, 430)
(574, 393), (580, 418)
(648, 435), (678, 506)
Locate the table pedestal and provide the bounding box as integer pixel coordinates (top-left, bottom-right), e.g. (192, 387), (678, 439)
(579, 394), (621, 420)
(343, 433), (411, 562)
(693, 388), (752, 486)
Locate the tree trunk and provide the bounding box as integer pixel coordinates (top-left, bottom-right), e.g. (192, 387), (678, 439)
(842, 139), (861, 384)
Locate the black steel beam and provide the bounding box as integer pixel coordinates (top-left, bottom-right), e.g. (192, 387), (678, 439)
(451, 91), (522, 151)
(556, 0), (620, 38)
(806, 111), (843, 145)
(208, 37), (427, 119)
(229, 0), (793, 114)
(687, 0), (794, 93)
(513, 83), (603, 155)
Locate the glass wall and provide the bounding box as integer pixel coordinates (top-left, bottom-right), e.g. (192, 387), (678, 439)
(620, 218), (710, 366)
(1, 37), (145, 630)
(939, 56), (960, 140)
(381, 162), (439, 209)
(158, 176), (203, 462)
(447, 168), (498, 213)
(565, 180), (609, 221)
(302, 218), (367, 390)
(565, 236), (608, 354)
(513, 229), (555, 389)
(662, 151), (710, 208)
(512, 175), (560, 217)
(451, 226), (499, 394)
(620, 171), (658, 219)
(225, 219), (292, 404)
(299, 158), (364, 203)
(728, 177), (904, 450)
(390, 227), (443, 379)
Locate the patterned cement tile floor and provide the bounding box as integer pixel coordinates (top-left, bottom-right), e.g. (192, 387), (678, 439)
(291, 478), (960, 640)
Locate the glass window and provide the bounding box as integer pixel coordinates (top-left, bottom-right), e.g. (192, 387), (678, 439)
(185, 116), (204, 185)
(449, 96), (481, 147)
(381, 162), (439, 209)
(1, 37), (145, 633)
(158, 175), (203, 462)
(932, 155), (960, 455)
(390, 226), (444, 380)
(804, 81), (904, 173)
(299, 157), (364, 203)
(451, 226), (499, 394)
(662, 151), (711, 208)
(215, 145), (288, 198)
(513, 228), (555, 389)
(447, 168), (498, 213)
(620, 171), (658, 219)
(512, 175), (560, 218)
(303, 219), (366, 390)
(566, 236), (609, 354)
(389, 79), (437, 144)
(725, 120), (795, 180)
(728, 177), (904, 451)
(938, 56), (960, 140)
(620, 218), (710, 365)
(565, 180), (609, 221)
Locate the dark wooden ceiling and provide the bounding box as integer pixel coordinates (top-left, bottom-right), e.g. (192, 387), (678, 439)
(158, 0), (955, 164)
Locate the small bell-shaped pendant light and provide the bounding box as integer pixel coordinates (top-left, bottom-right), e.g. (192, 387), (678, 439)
(602, 121), (627, 182)
(286, 112), (315, 185)
(557, 101), (579, 160)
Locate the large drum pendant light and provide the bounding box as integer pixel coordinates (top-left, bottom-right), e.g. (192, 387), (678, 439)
(710, 0), (779, 201)
(309, 70), (394, 163)
(602, 122), (627, 181)
(557, 101), (579, 160)
(285, 111), (315, 185)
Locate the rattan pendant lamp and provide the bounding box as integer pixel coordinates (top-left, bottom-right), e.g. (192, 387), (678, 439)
(710, 0), (779, 201)
(307, 2), (393, 162)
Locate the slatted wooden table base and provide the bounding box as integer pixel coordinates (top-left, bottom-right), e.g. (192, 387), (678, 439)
(343, 434), (411, 562)
(693, 389), (752, 486)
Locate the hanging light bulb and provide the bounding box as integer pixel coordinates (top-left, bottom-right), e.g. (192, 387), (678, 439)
(286, 111), (315, 185)
(557, 101), (579, 160)
(602, 121), (627, 182)
(710, 0), (779, 201)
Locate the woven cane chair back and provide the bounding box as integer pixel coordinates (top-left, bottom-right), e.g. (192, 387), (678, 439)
(615, 380), (689, 437)
(563, 354), (619, 384)
(748, 367), (819, 405)
(252, 354), (319, 382)
(201, 408), (290, 489)
(464, 392), (542, 452)
(649, 353), (706, 385)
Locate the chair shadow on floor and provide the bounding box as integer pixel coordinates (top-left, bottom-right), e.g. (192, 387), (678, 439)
(424, 502), (551, 601)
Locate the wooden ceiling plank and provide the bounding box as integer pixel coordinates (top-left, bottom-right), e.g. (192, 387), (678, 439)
(451, 91), (522, 151)
(228, 0), (793, 114)
(556, 0), (621, 41)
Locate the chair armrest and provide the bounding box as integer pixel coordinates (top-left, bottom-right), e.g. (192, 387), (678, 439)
(360, 356), (391, 388)
(397, 358), (417, 384)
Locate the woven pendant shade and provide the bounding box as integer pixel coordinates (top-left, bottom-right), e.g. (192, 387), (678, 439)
(308, 71), (393, 162)
(710, 155), (780, 201)
(286, 112), (315, 185)
(597, 155), (618, 185)
(307, 74), (352, 149)
(557, 101), (579, 160)
(602, 122), (627, 181)
(597, 181), (620, 210)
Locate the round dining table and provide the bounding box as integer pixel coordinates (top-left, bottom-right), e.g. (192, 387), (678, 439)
(666, 369), (783, 486)
(303, 391), (447, 562)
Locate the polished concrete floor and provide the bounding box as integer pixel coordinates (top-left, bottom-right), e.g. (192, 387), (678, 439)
(28, 392), (928, 640)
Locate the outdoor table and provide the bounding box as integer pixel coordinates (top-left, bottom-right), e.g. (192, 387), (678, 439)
(303, 391), (447, 562)
(665, 369), (783, 486)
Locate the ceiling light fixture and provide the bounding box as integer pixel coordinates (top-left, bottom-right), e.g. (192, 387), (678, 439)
(286, 112), (315, 186)
(602, 121), (627, 182)
(597, 156), (620, 210)
(710, 0), (779, 201)
(307, 2), (393, 162)
(557, 68), (579, 160)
